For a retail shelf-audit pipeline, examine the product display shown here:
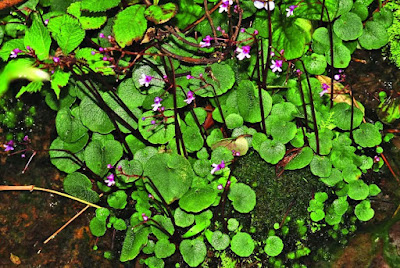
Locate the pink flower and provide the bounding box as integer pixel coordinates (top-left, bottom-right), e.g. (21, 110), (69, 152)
(236, 46), (251, 60)
(107, 164), (114, 169)
(219, 0), (233, 13)
(200, 35), (213, 47)
(10, 48), (22, 58)
(286, 5), (298, 17)
(44, 19), (49, 25)
(142, 213), (149, 222)
(319, 83), (330, 97)
(254, 0), (275, 11)
(105, 174), (115, 187)
(217, 184), (224, 190)
(151, 97), (163, 111)
(334, 74), (341, 80)
(211, 160), (225, 174)
(3, 140), (14, 152)
(53, 57), (60, 63)
(374, 155), (380, 162)
(270, 60), (283, 73)
(186, 74), (194, 79)
(139, 73), (153, 87)
(99, 33), (105, 38)
(184, 91), (195, 104)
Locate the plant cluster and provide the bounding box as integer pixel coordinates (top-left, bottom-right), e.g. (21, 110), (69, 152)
(0, 0), (395, 266)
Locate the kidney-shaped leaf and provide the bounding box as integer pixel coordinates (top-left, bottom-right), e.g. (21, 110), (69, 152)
(179, 188), (218, 213)
(231, 232), (254, 257)
(179, 239), (207, 267)
(144, 153), (194, 204)
(228, 183), (256, 213)
(63, 172), (99, 203)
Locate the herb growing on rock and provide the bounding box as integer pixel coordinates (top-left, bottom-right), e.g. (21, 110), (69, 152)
(0, 0), (395, 266)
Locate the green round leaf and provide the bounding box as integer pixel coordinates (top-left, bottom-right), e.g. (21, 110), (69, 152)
(353, 123), (382, 148)
(80, 95), (115, 134)
(358, 21), (389, 50)
(369, 184), (381, 196)
(326, 44), (351, 68)
(310, 209), (325, 222)
(179, 239), (207, 267)
(333, 198), (349, 215)
(145, 256), (164, 268)
(211, 231), (230, 251)
(227, 218), (239, 232)
(90, 217), (106, 237)
(226, 113), (244, 129)
(304, 53), (327, 75)
(144, 153), (194, 204)
(284, 147), (314, 170)
(189, 63), (235, 97)
(120, 227), (150, 262)
(333, 12), (363, 41)
(64, 172), (99, 203)
(348, 180), (369, 200)
(107, 190), (128, 209)
(264, 236), (284, 257)
(179, 188), (218, 213)
(116, 159), (143, 183)
(56, 108), (87, 143)
(373, 7), (393, 28)
(310, 155), (332, 177)
(174, 207), (195, 228)
(84, 139), (123, 176)
(182, 126), (204, 152)
(49, 137), (83, 173)
(351, 2), (369, 21)
(355, 200), (374, 221)
(139, 110), (175, 144)
(259, 139), (286, 164)
(228, 183), (256, 213)
(332, 103), (363, 130)
(320, 168), (343, 186)
(231, 232), (254, 257)
(155, 239), (176, 259)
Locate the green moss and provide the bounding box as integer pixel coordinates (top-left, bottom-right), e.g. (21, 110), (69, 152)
(232, 150), (330, 241)
(386, 1), (400, 68)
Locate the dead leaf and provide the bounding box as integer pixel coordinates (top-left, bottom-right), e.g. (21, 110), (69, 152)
(10, 253), (21, 265)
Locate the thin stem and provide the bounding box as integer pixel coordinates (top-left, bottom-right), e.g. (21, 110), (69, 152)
(300, 60), (320, 154)
(0, 185), (102, 208)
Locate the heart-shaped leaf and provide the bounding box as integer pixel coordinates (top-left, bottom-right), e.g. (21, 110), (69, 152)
(63, 172), (99, 203)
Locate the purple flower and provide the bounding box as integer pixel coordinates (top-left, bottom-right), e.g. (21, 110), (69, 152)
(148, 194), (153, 199)
(151, 120), (156, 125)
(23, 135), (29, 142)
(319, 83), (330, 97)
(141, 117), (146, 121)
(99, 33), (105, 38)
(219, 0), (233, 13)
(10, 48), (22, 58)
(286, 5), (298, 17)
(53, 57), (60, 63)
(270, 60), (283, 73)
(184, 91), (195, 105)
(142, 213), (149, 222)
(186, 74), (194, 79)
(374, 155), (380, 162)
(105, 173), (115, 187)
(107, 164), (114, 169)
(151, 97), (163, 111)
(200, 35), (213, 48)
(91, 51), (96, 55)
(102, 56), (108, 61)
(334, 74), (341, 80)
(217, 184), (224, 190)
(254, 30), (259, 35)
(139, 73), (153, 87)
(240, 28), (246, 33)
(117, 165), (122, 171)
(26, 46), (31, 50)
(99, 47), (104, 52)
(254, 0), (275, 11)
(236, 46), (251, 60)
(44, 19), (49, 25)
(3, 140), (14, 152)
(211, 160), (225, 174)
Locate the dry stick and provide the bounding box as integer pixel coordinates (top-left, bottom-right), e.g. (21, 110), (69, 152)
(44, 192), (104, 244)
(204, 0), (219, 44)
(300, 60), (320, 155)
(0, 185), (102, 208)
(183, 0), (223, 33)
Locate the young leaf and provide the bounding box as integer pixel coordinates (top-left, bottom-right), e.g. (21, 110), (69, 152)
(355, 200), (374, 221)
(264, 236), (284, 257)
(47, 14), (85, 54)
(51, 70), (70, 99)
(231, 232), (254, 257)
(228, 183), (256, 213)
(24, 17), (51, 60)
